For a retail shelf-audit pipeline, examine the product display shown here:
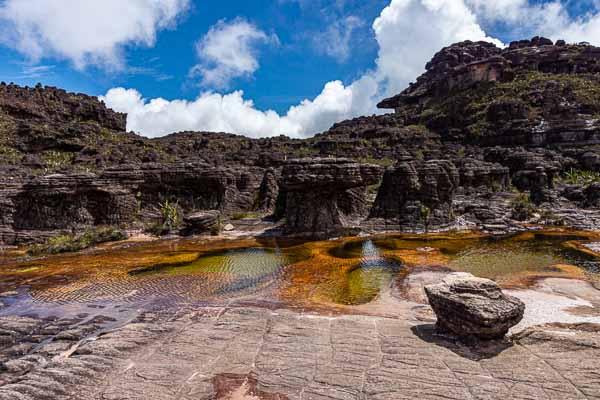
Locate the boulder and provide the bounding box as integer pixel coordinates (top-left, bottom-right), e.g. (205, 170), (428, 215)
(424, 272), (525, 339)
(182, 210), (220, 235)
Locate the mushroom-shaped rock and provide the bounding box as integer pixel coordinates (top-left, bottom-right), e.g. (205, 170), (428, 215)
(280, 158), (382, 236)
(424, 273), (525, 339)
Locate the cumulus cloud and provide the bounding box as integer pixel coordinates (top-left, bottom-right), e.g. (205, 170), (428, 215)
(465, 0), (600, 46)
(99, 0), (600, 139)
(190, 18), (278, 89)
(101, 81), (361, 138)
(372, 0), (502, 97)
(0, 0), (189, 69)
(106, 0), (504, 138)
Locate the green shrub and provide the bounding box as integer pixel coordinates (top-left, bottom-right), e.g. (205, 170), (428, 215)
(159, 200), (180, 229)
(41, 150), (73, 172)
(28, 226), (127, 255)
(358, 156), (395, 167)
(211, 215), (222, 236)
(420, 204), (432, 232)
(146, 200), (181, 237)
(0, 145), (21, 164)
(561, 168), (600, 187)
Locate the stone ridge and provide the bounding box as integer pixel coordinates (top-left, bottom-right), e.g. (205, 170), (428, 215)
(378, 36), (600, 110)
(0, 82), (126, 131)
(5, 36), (600, 242)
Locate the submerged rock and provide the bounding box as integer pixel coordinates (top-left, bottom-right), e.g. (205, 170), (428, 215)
(424, 272), (525, 339)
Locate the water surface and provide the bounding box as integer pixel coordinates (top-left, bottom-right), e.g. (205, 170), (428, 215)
(1, 231), (599, 316)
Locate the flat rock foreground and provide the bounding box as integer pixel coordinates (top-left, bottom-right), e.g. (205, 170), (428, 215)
(0, 298), (599, 399)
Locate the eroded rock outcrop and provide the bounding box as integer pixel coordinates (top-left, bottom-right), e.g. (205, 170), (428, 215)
(5, 36), (600, 242)
(280, 158), (382, 236)
(379, 37), (600, 148)
(425, 272), (525, 339)
(370, 160), (459, 228)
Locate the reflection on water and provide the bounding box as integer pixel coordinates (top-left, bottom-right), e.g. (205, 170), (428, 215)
(448, 234), (600, 282)
(328, 240), (403, 305)
(0, 231), (599, 312)
(130, 247), (289, 297)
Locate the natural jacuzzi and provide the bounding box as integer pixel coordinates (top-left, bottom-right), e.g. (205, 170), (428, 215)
(1, 230), (599, 318)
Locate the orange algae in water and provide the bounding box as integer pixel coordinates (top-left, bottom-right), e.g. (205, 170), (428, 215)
(0, 231), (599, 309)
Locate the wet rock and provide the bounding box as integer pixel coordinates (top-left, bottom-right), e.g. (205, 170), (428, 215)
(424, 272), (525, 339)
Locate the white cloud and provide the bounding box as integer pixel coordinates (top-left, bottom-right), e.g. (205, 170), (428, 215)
(465, 0), (600, 46)
(0, 0), (189, 69)
(96, 0), (600, 140)
(312, 16), (364, 62)
(105, 0), (503, 138)
(101, 81), (360, 138)
(190, 18), (277, 89)
(548, 11), (600, 45)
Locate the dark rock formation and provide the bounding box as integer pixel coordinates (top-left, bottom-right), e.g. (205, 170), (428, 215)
(280, 158), (382, 236)
(256, 168), (279, 213)
(424, 273), (525, 339)
(0, 163), (263, 244)
(182, 211), (221, 235)
(5, 36), (600, 242)
(379, 37), (600, 147)
(370, 160), (459, 227)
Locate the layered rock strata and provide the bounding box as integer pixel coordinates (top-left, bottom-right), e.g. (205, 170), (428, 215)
(5, 37), (600, 241)
(280, 158), (382, 235)
(425, 273), (526, 339)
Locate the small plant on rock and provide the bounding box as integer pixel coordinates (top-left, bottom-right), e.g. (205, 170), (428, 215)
(28, 226), (127, 255)
(159, 199), (180, 229)
(420, 204), (432, 232)
(561, 168), (600, 187)
(510, 193), (537, 221)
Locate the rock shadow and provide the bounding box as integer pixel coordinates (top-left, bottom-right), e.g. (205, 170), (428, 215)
(411, 323), (514, 361)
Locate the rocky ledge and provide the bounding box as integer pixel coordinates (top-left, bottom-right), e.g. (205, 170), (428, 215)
(0, 305), (598, 400)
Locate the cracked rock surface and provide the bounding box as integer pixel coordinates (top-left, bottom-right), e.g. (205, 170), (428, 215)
(1, 306), (599, 400)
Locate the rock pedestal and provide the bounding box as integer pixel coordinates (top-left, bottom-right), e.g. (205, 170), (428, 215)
(424, 273), (525, 339)
(370, 160), (459, 227)
(280, 158), (382, 236)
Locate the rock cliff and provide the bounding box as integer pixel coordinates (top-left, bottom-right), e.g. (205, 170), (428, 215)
(4, 36), (600, 243)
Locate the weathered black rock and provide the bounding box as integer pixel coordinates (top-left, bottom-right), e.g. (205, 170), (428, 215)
(370, 160), (459, 227)
(6, 36), (600, 243)
(256, 168), (279, 213)
(424, 272), (525, 339)
(280, 158), (382, 236)
(182, 210), (221, 235)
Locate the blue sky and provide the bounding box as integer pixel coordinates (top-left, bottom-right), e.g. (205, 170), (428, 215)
(0, 0), (599, 138)
(0, 0), (388, 113)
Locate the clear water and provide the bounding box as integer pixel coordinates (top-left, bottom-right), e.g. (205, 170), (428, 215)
(0, 232), (599, 311)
